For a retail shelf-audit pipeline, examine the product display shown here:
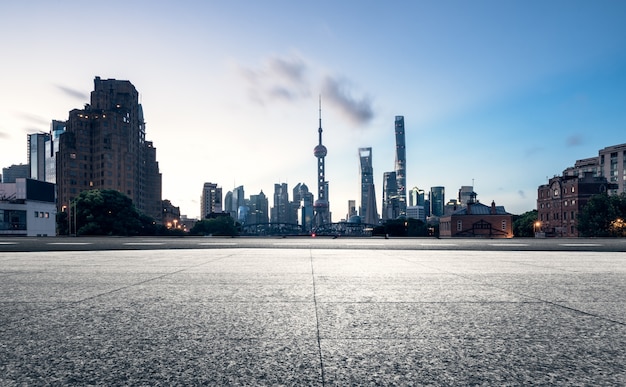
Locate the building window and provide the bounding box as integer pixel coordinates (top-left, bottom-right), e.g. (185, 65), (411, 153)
(457, 220), (462, 231)
(501, 220), (506, 230)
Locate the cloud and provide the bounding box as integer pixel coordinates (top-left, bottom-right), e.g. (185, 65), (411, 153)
(524, 146), (543, 157)
(321, 76), (374, 126)
(566, 134), (583, 147)
(518, 190), (526, 199)
(239, 54), (376, 126)
(268, 56), (307, 85)
(55, 84), (89, 101)
(15, 112), (49, 126)
(0, 131), (8, 139)
(241, 54), (310, 104)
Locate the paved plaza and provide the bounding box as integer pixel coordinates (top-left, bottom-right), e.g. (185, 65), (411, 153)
(1, 243), (625, 385)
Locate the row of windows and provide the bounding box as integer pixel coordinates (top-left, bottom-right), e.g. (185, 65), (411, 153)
(539, 212), (576, 221)
(539, 199), (576, 209)
(34, 211), (50, 218)
(455, 220), (507, 231)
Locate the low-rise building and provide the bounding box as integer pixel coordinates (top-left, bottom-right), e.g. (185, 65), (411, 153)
(0, 178), (56, 236)
(439, 194), (512, 238)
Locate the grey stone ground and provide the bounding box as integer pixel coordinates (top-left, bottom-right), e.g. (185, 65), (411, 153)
(1, 247), (625, 385)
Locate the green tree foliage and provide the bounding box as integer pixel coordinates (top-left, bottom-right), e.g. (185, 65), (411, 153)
(512, 210), (538, 237)
(190, 216), (238, 236)
(70, 189), (156, 236)
(577, 193), (626, 237)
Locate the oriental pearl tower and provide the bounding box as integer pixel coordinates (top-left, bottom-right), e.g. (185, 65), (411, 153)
(313, 97), (330, 227)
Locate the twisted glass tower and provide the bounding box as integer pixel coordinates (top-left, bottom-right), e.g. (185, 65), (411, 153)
(394, 116), (407, 216)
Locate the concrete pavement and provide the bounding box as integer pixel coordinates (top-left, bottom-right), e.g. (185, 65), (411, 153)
(1, 247), (625, 385)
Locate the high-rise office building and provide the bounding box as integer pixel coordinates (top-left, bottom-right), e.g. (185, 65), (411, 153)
(408, 186), (425, 207)
(294, 183), (314, 230)
(201, 182), (222, 219)
(381, 171), (399, 220)
(57, 77), (162, 221)
(271, 183), (290, 223)
(430, 186), (445, 217)
(394, 116), (407, 216)
(313, 99), (330, 226)
(45, 120), (66, 184)
(227, 185), (245, 219)
(248, 191), (269, 224)
(458, 186), (475, 205)
(347, 200), (357, 221)
(359, 147), (379, 224)
(28, 133), (50, 182)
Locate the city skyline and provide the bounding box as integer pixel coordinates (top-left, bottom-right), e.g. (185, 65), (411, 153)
(1, 1), (625, 219)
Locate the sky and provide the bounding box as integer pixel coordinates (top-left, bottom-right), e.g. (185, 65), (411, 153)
(1, 1), (626, 220)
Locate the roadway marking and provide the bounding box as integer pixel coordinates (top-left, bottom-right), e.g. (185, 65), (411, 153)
(346, 243), (384, 246)
(559, 243), (602, 247)
(47, 242), (93, 245)
(489, 243), (530, 247)
(419, 243), (458, 246)
(197, 242), (238, 246)
(273, 242), (311, 246)
(0, 242), (18, 245)
(123, 242), (166, 246)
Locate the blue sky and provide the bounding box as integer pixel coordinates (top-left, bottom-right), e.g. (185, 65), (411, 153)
(1, 1), (625, 219)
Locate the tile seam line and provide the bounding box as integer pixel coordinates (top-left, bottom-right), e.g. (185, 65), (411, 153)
(396, 256), (626, 327)
(309, 249), (326, 386)
(0, 254), (236, 329)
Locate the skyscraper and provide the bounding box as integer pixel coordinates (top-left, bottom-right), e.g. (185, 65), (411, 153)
(28, 132), (50, 182)
(394, 116), (407, 216)
(381, 171), (399, 220)
(313, 98), (330, 226)
(271, 183), (289, 223)
(248, 191), (269, 225)
(57, 77), (162, 221)
(430, 186), (445, 217)
(359, 147), (378, 224)
(46, 120), (66, 184)
(201, 182), (222, 218)
(294, 183), (314, 230)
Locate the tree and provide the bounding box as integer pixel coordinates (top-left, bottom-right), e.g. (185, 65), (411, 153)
(577, 193), (626, 237)
(190, 216), (238, 236)
(69, 189), (155, 236)
(512, 210), (538, 237)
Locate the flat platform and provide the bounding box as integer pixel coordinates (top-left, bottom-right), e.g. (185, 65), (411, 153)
(1, 244), (625, 385)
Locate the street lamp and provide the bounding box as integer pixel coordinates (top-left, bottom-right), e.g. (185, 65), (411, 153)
(534, 221), (541, 237)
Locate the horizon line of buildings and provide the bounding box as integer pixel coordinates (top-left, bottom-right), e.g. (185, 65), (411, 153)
(2, 76), (625, 237)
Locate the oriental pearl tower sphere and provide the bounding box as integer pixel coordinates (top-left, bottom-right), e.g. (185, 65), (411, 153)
(313, 97), (330, 228)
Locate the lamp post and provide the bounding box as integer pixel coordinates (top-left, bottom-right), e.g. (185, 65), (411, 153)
(534, 221), (541, 237)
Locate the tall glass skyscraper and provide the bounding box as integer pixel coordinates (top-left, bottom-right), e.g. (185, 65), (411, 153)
(430, 186), (445, 217)
(381, 171), (398, 220)
(359, 147), (378, 224)
(394, 116), (407, 216)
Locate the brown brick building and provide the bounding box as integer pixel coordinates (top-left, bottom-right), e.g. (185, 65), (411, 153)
(439, 195), (512, 238)
(57, 77), (162, 221)
(537, 172), (614, 237)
